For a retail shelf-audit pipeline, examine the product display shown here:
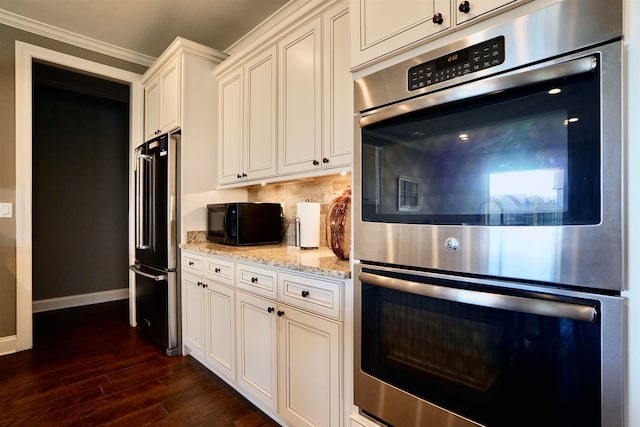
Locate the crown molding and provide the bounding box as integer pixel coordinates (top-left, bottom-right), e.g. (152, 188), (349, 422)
(0, 8), (155, 67)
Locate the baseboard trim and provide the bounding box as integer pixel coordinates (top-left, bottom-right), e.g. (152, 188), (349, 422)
(0, 335), (17, 356)
(32, 288), (130, 313)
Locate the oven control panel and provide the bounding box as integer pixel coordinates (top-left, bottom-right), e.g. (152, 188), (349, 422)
(408, 36), (505, 91)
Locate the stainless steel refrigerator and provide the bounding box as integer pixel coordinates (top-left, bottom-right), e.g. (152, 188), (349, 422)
(129, 131), (180, 356)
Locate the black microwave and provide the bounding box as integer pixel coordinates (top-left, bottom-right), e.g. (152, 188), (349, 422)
(207, 202), (283, 246)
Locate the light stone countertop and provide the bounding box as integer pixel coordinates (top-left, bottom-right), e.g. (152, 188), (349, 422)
(180, 242), (351, 279)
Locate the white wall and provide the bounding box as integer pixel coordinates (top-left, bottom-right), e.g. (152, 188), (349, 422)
(624, 0), (639, 426)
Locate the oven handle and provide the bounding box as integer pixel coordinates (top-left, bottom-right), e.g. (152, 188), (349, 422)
(359, 55), (598, 127)
(359, 272), (598, 323)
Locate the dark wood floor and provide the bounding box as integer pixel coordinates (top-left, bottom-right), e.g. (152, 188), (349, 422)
(0, 300), (281, 427)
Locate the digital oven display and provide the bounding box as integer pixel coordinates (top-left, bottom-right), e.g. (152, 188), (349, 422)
(407, 36), (505, 91)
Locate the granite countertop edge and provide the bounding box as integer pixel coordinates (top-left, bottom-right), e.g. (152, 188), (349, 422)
(180, 242), (351, 280)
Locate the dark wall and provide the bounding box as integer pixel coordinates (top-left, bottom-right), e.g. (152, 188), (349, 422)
(32, 63), (130, 300)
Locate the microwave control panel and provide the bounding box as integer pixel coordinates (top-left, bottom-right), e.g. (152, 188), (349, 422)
(408, 36), (505, 91)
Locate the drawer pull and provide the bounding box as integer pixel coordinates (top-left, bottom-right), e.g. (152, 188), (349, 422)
(215, 268), (221, 273)
(251, 277), (258, 283)
(301, 290), (310, 298)
(188, 261), (194, 266)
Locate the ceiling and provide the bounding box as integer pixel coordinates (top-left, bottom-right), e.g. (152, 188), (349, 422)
(0, 0), (291, 60)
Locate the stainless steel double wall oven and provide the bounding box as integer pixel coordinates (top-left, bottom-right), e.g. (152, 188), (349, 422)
(353, 0), (625, 426)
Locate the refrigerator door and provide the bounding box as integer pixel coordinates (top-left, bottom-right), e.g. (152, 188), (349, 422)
(130, 263), (180, 356)
(134, 133), (177, 270)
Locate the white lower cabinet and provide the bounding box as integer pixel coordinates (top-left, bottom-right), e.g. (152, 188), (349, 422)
(236, 290), (279, 412)
(182, 273), (205, 359)
(182, 251), (344, 427)
(278, 304), (341, 427)
(182, 252), (205, 360)
(205, 282), (236, 383)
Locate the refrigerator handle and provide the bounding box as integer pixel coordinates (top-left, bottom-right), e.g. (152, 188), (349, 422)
(129, 265), (167, 281)
(136, 152), (152, 250)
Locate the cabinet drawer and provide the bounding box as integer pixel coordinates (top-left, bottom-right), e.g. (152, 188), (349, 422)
(278, 272), (342, 319)
(182, 252), (204, 275)
(236, 263), (278, 299)
(204, 256), (234, 286)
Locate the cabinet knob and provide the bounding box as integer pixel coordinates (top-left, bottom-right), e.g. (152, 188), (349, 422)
(251, 277), (258, 283)
(188, 261), (194, 266)
(202, 283), (208, 289)
(322, 157), (329, 164)
(312, 160), (319, 166)
(237, 174), (242, 179)
(268, 307), (275, 313)
(242, 173), (247, 178)
(197, 281), (202, 287)
(277, 310), (285, 317)
(432, 13), (444, 24)
(215, 267), (221, 273)
(301, 290), (310, 298)
(459, 1), (470, 13)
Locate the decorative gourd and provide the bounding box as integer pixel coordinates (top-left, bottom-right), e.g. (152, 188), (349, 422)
(326, 186), (351, 260)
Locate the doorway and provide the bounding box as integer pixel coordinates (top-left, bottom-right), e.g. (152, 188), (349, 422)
(32, 62), (130, 308)
(14, 41), (143, 352)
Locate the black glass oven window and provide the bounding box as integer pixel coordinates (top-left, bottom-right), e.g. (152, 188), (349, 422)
(360, 279), (601, 427)
(361, 58), (600, 226)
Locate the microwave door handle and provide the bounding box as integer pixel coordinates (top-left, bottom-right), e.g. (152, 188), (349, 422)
(360, 55), (598, 127)
(358, 272), (598, 323)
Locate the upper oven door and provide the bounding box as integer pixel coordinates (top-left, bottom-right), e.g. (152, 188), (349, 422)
(354, 40), (623, 291)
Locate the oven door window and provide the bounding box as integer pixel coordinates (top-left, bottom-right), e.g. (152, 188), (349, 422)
(361, 60), (600, 226)
(360, 277), (601, 427)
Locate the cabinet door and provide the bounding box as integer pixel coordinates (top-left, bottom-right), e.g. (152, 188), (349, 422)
(205, 282), (235, 383)
(144, 78), (160, 141)
(350, 0), (451, 68)
(455, 0), (520, 25)
(278, 305), (341, 427)
(322, 4), (352, 169)
(218, 70), (244, 185)
(160, 55), (180, 132)
(278, 18), (322, 175)
(182, 274), (205, 360)
(245, 46), (277, 181)
(236, 291), (278, 411)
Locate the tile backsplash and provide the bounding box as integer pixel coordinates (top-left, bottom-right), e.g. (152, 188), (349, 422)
(248, 173), (351, 246)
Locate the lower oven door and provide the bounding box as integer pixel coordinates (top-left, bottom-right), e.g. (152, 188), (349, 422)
(354, 263), (623, 427)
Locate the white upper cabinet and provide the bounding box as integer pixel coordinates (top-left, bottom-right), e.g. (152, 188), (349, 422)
(350, 0), (531, 69)
(322, 3), (353, 169)
(218, 46), (278, 185)
(277, 18), (323, 176)
(455, 0), (520, 25)
(144, 55), (180, 140)
(245, 47), (278, 181)
(218, 70), (244, 184)
(215, 0), (352, 187)
(350, 0), (451, 69)
(278, 5), (352, 176)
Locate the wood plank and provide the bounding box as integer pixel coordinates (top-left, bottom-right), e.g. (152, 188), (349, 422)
(0, 300), (279, 427)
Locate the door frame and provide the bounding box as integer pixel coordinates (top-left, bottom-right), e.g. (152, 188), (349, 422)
(15, 41), (143, 351)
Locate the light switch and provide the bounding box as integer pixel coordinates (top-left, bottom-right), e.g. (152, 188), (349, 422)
(0, 203), (13, 219)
